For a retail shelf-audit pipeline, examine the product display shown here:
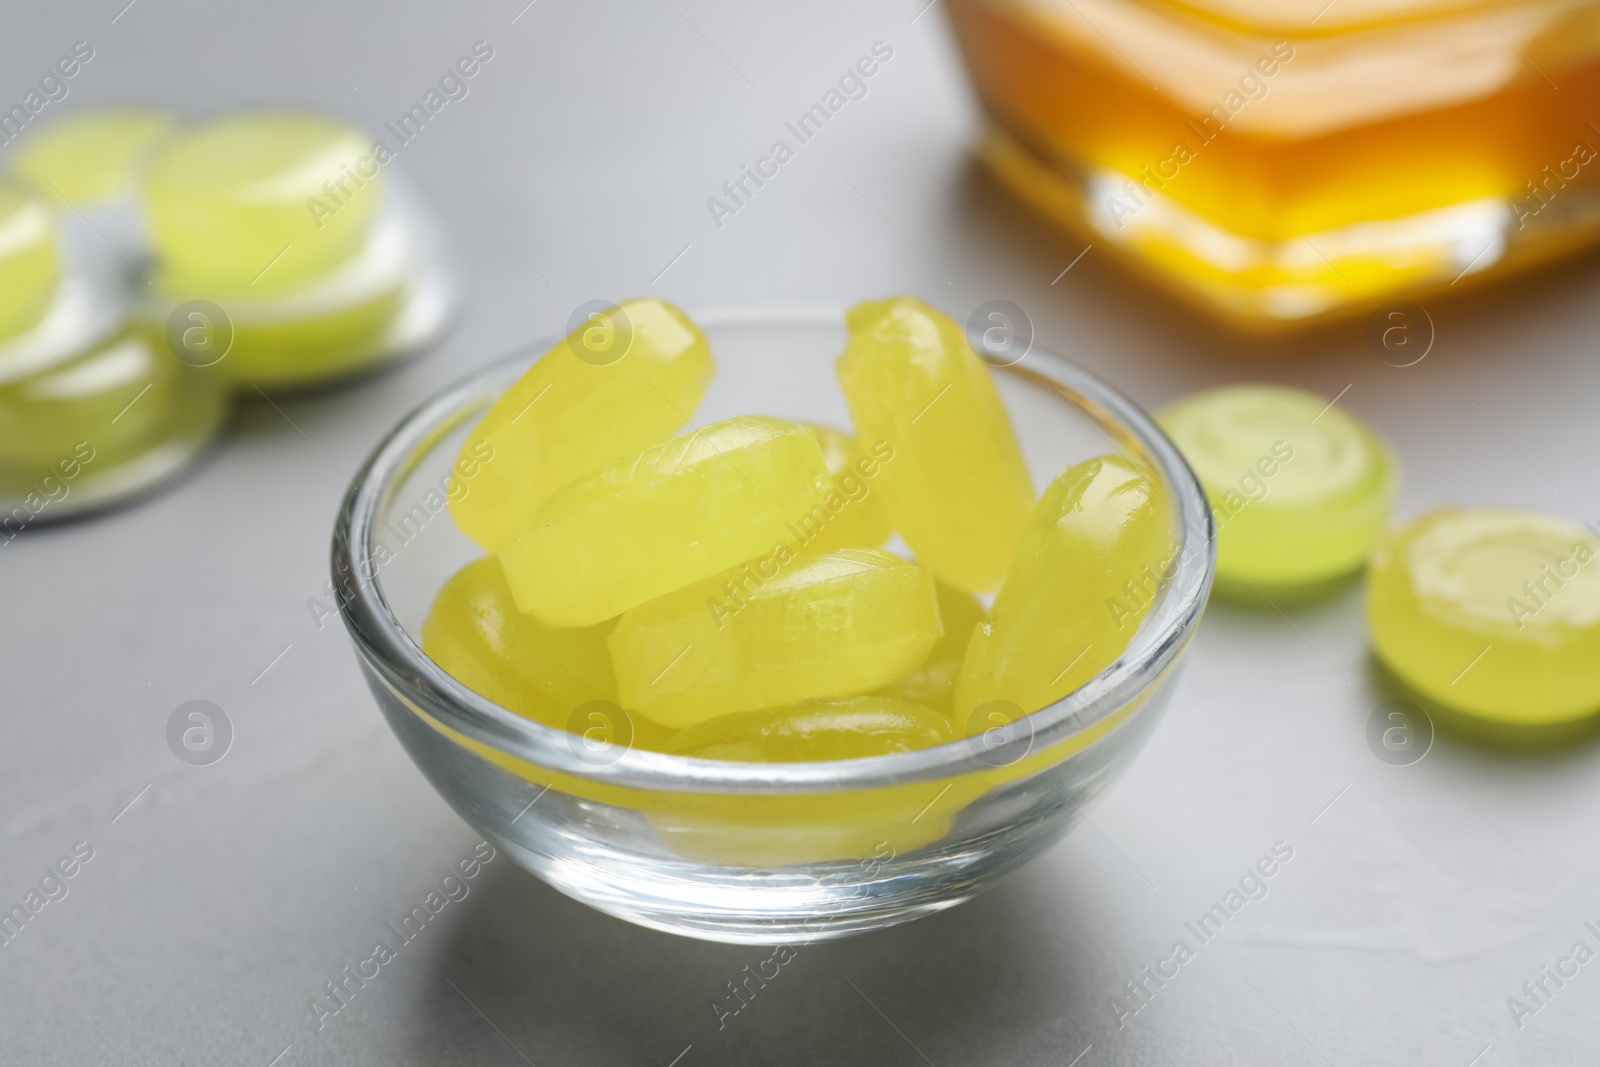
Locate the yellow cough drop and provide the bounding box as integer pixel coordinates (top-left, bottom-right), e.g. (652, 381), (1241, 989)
(793, 422), (894, 554)
(143, 111), (379, 294)
(421, 558), (617, 717)
(667, 696), (956, 762)
(955, 454), (1174, 721)
(609, 548), (943, 729)
(449, 298), (714, 551)
(1368, 507), (1600, 724)
(420, 556), (677, 749)
(14, 108), (175, 206)
(500, 415), (832, 628)
(875, 581), (985, 713)
(836, 296), (1034, 593)
(0, 183), (58, 340)
(1158, 384), (1396, 595)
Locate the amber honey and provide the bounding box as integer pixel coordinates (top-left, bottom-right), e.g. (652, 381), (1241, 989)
(946, 0), (1600, 328)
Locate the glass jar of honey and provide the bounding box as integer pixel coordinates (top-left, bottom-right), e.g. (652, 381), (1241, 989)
(946, 0), (1600, 328)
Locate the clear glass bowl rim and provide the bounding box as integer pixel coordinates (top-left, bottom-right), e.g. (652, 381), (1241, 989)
(332, 303), (1216, 794)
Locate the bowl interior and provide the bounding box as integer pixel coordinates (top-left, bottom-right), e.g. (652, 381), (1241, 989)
(349, 304), (1212, 789)
(382, 308), (1148, 623)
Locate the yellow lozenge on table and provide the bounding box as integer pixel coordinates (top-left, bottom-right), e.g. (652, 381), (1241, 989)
(837, 296), (1034, 594)
(1158, 384), (1396, 595)
(501, 415), (832, 628)
(609, 548), (943, 729)
(451, 298), (714, 551)
(0, 184), (59, 340)
(0, 323), (224, 490)
(667, 696), (955, 762)
(143, 112), (378, 295)
(139, 111), (431, 390)
(792, 422), (893, 555)
(955, 454), (1174, 721)
(13, 108), (175, 206)
(1368, 507), (1600, 725)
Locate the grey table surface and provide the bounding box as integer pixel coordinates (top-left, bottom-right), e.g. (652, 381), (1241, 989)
(4, 1), (1600, 1064)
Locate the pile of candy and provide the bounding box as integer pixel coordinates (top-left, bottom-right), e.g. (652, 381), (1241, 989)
(423, 296), (1175, 759)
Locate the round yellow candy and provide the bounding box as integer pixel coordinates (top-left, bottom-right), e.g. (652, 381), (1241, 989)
(0, 183), (59, 340)
(12, 108), (174, 206)
(0, 323), (227, 497)
(1368, 507), (1600, 724)
(1158, 384), (1396, 594)
(143, 112), (378, 294)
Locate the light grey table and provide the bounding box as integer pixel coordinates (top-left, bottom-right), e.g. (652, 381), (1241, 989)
(4, 1), (1599, 1064)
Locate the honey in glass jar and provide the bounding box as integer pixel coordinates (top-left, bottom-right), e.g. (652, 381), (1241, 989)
(946, 0), (1600, 328)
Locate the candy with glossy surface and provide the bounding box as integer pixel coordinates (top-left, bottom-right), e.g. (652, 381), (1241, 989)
(0, 184), (58, 339)
(667, 696), (955, 762)
(610, 548), (943, 728)
(0, 324), (224, 486)
(451, 298), (713, 550)
(1368, 507), (1600, 724)
(954, 454), (1173, 720)
(875, 581), (984, 713)
(1158, 384), (1396, 593)
(144, 112), (377, 294)
(836, 296), (1034, 593)
(501, 415), (832, 627)
(791, 422), (893, 554)
(422, 557), (679, 750)
(422, 557), (616, 710)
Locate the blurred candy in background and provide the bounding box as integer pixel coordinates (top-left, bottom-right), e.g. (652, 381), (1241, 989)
(0, 105), (455, 528)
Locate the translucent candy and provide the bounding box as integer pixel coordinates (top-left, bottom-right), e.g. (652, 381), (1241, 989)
(13, 108), (175, 205)
(451, 298), (713, 551)
(217, 285), (406, 389)
(0, 325), (225, 495)
(609, 548), (943, 729)
(666, 696), (955, 761)
(875, 581), (985, 713)
(836, 296), (1034, 593)
(1158, 384), (1396, 593)
(1368, 508), (1600, 724)
(955, 455), (1173, 720)
(422, 557), (616, 714)
(501, 415), (832, 628)
(419, 556), (679, 749)
(143, 112), (377, 294)
(793, 423), (893, 554)
(0, 184), (59, 340)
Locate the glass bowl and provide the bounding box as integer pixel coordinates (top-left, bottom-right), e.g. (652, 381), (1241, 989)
(332, 306), (1214, 943)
